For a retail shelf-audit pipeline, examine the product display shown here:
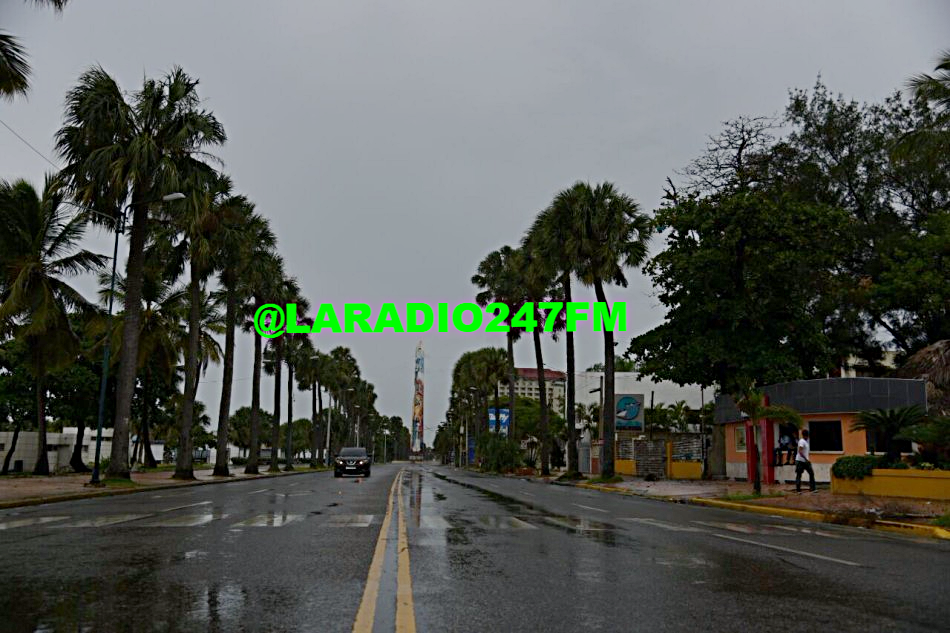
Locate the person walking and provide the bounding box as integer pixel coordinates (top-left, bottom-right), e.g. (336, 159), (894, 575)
(795, 429), (817, 493)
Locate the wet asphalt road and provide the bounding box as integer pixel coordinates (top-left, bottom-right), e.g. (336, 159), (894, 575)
(0, 464), (948, 632)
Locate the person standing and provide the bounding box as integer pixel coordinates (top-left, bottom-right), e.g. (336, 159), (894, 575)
(795, 429), (817, 493)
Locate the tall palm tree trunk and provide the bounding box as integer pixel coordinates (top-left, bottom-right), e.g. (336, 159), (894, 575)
(141, 368), (157, 468)
(285, 362), (294, 471)
(269, 340), (283, 473)
(310, 383), (319, 467)
(213, 288), (238, 476)
(316, 383), (325, 465)
(1, 418), (22, 475)
(109, 201), (150, 479)
(506, 330), (516, 439)
(174, 262), (201, 480)
(563, 274), (578, 473)
(593, 278), (615, 478)
(32, 363), (49, 476)
(69, 419), (90, 472)
(245, 329), (263, 474)
(532, 326), (550, 476)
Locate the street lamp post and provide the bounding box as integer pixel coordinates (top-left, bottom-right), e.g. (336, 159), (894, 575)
(82, 193), (184, 485)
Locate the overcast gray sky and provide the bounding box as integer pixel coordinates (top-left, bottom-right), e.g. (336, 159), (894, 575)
(2, 1), (948, 445)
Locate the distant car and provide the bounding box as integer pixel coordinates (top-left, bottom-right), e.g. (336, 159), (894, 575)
(334, 447), (371, 477)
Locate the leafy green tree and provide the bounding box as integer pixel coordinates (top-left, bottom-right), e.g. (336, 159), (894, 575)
(0, 177), (104, 474)
(0, 338), (36, 474)
(586, 356), (636, 372)
(56, 66), (226, 478)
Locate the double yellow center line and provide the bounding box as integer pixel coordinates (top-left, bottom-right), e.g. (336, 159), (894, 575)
(353, 469), (416, 633)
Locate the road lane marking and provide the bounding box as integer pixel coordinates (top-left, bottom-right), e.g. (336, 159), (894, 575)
(521, 491), (535, 497)
(711, 533), (860, 566)
(396, 469), (416, 633)
(0, 516), (68, 530)
(325, 514), (375, 527)
(139, 512), (229, 527)
(232, 513), (303, 527)
(159, 501), (211, 513)
(247, 488), (271, 495)
(51, 514), (152, 528)
(477, 516), (537, 529)
(622, 518), (704, 532)
(353, 470), (400, 633)
(573, 503), (610, 514)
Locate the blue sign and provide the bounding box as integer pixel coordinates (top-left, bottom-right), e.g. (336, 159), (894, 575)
(488, 407), (510, 436)
(468, 436), (476, 463)
(614, 394), (645, 431)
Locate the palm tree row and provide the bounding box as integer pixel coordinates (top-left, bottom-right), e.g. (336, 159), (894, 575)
(471, 182), (651, 478)
(1, 64), (396, 477)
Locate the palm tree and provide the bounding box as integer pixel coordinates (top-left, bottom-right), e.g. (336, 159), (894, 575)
(238, 247), (281, 475)
(92, 250), (186, 469)
(211, 202), (269, 476)
(299, 350), (330, 466)
(56, 66), (226, 478)
(0, 1), (69, 100)
(0, 177), (104, 474)
(568, 182), (651, 478)
(262, 275), (305, 472)
(472, 246), (522, 437)
(282, 323), (313, 470)
(909, 50), (950, 116)
(852, 406), (928, 466)
(517, 246), (561, 475)
(736, 390), (802, 494)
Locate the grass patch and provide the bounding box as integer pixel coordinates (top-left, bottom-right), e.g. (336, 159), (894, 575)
(720, 492), (785, 501)
(102, 478), (140, 488)
(588, 475), (624, 485)
(934, 513), (950, 528)
(556, 471), (587, 482)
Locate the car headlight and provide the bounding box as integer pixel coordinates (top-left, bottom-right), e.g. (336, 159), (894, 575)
(358, 460), (366, 465)
(335, 458), (343, 464)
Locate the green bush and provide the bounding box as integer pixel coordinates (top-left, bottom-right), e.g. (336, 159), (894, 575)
(890, 461), (910, 469)
(231, 457), (247, 466)
(916, 462), (936, 470)
(831, 455), (882, 480)
(477, 434), (522, 473)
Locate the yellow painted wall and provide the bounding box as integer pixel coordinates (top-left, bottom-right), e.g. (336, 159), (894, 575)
(831, 469), (950, 500)
(616, 459), (636, 476)
(670, 461), (702, 480)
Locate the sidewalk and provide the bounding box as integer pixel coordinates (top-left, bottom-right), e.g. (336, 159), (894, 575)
(0, 466), (326, 509)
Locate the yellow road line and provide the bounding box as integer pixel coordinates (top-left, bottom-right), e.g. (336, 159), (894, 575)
(396, 469), (416, 633)
(353, 470), (401, 633)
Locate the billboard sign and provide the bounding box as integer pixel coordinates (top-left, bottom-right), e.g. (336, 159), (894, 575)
(614, 394), (645, 431)
(488, 408), (510, 436)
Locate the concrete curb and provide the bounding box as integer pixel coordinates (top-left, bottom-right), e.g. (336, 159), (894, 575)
(0, 467), (330, 510)
(573, 484), (950, 541)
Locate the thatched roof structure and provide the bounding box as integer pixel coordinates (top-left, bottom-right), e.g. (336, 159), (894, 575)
(895, 340), (950, 415)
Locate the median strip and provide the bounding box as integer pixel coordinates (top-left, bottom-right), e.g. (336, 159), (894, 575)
(352, 470), (400, 633)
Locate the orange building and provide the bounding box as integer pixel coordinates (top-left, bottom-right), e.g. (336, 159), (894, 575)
(714, 378), (927, 483)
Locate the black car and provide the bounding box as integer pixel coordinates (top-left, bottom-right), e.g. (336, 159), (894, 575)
(334, 447), (371, 477)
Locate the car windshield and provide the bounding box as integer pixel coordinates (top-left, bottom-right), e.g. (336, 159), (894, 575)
(340, 448), (367, 457)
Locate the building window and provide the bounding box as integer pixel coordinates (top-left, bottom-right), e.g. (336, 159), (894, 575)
(808, 421), (843, 452)
(735, 427), (746, 452)
(865, 429), (912, 455)
(46, 444), (55, 452)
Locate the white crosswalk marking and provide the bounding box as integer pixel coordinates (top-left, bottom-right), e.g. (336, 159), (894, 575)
(158, 501), (211, 513)
(418, 516), (452, 529)
(0, 516), (68, 530)
(542, 516), (608, 531)
(51, 514), (151, 528)
(324, 514), (375, 527)
(232, 513), (303, 527)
